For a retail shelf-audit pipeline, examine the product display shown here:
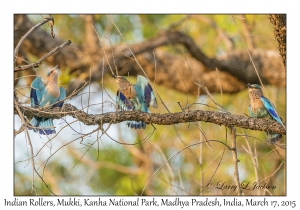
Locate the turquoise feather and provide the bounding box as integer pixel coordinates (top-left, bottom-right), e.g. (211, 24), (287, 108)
(247, 84), (284, 143)
(29, 66), (66, 135)
(113, 74), (158, 129)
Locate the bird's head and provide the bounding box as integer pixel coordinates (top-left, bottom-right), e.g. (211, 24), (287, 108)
(46, 65), (59, 83)
(47, 65), (59, 77)
(247, 83), (263, 97)
(247, 83), (261, 90)
(112, 74), (130, 89)
(111, 74), (128, 85)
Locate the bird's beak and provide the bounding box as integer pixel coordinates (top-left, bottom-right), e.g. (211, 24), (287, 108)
(111, 74), (117, 79)
(47, 65), (59, 76)
(52, 65), (59, 74)
(247, 83), (252, 88)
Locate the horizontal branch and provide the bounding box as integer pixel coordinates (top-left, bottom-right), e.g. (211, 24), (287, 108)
(15, 104), (286, 135)
(14, 40), (72, 72)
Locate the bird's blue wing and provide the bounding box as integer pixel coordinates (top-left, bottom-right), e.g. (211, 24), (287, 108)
(30, 76), (45, 108)
(260, 96), (284, 126)
(116, 90), (134, 111)
(135, 75), (158, 108)
(53, 87), (66, 108)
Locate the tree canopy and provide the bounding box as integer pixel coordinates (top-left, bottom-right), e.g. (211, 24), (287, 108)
(14, 14), (286, 196)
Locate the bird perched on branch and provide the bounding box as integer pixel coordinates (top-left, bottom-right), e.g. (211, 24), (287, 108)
(247, 83), (285, 143)
(29, 65), (66, 135)
(112, 74), (158, 129)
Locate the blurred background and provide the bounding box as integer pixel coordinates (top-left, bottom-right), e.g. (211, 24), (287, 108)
(14, 14), (286, 195)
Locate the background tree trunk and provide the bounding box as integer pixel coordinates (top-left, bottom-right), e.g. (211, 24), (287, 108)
(269, 14), (286, 66)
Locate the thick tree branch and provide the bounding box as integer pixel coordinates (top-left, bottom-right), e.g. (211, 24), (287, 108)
(15, 104), (286, 135)
(85, 30), (285, 87)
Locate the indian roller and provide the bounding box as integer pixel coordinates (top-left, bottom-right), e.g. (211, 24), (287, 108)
(29, 65), (66, 135)
(112, 74), (158, 129)
(247, 83), (284, 143)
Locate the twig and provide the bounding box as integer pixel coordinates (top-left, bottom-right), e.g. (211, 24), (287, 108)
(151, 142), (175, 192)
(198, 128), (228, 195)
(198, 122), (204, 195)
(14, 124), (26, 137)
(92, 25), (115, 75)
(68, 147), (143, 175)
(87, 68), (92, 114)
(240, 15), (255, 49)
(15, 99), (56, 195)
(240, 130), (260, 194)
(256, 162), (284, 184)
(230, 15), (268, 96)
(194, 82), (228, 112)
(14, 40), (72, 72)
(230, 127), (242, 195)
(215, 68), (223, 106)
(141, 140), (233, 195)
(14, 16), (54, 58)
(24, 129), (36, 194)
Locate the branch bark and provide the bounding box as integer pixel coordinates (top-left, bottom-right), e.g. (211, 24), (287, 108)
(15, 104), (286, 135)
(269, 14), (286, 66)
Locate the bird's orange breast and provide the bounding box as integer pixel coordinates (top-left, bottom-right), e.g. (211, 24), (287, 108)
(250, 98), (263, 113)
(120, 86), (136, 99)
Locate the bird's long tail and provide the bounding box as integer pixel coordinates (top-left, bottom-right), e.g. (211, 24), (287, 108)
(29, 117), (56, 135)
(267, 132), (282, 143)
(126, 106), (149, 129)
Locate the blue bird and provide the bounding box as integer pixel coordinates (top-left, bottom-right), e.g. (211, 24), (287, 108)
(247, 84), (285, 143)
(112, 74), (158, 129)
(29, 65), (66, 135)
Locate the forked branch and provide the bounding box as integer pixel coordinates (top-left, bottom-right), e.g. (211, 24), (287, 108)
(14, 40), (72, 72)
